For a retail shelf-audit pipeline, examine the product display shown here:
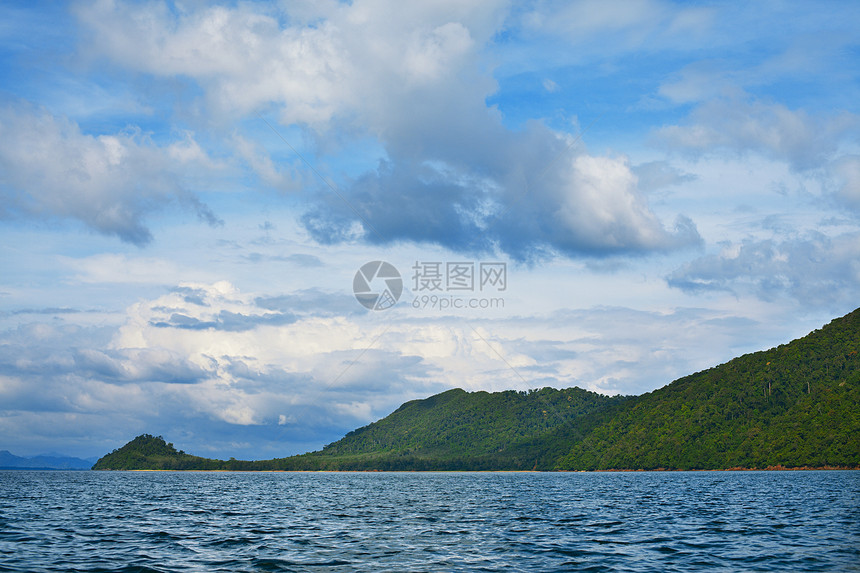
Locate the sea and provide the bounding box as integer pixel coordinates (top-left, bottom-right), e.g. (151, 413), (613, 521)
(1, 470), (858, 572)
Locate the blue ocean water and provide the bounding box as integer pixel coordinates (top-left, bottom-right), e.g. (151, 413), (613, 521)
(0, 470), (858, 572)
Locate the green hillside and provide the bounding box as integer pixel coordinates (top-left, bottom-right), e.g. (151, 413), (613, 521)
(91, 434), (224, 470)
(556, 308), (860, 470)
(282, 386), (627, 470)
(93, 308), (860, 471)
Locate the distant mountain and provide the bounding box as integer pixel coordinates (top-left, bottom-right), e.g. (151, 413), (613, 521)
(0, 450), (94, 470)
(94, 307), (860, 471)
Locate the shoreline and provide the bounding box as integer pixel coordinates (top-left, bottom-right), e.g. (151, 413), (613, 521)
(93, 465), (860, 473)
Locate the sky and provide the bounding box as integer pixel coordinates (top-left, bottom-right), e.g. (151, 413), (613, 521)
(1, 0), (858, 460)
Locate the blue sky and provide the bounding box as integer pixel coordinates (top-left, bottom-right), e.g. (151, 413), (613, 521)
(1, 0), (858, 460)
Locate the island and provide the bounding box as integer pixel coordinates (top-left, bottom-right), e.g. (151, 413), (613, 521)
(93, 307), (860, 471)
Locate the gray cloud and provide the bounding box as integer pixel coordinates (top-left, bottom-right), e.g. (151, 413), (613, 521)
(667, 233), (860, 310)
(171, 286), (210, 307)
(303, 125), (702, 261)
(72, 347), (212, 385)
(8, 307), (81, 316)
(150, 310), (298, 332)
(255, 290), (360, 317)
(0, 315), (381, 458)
(657, 95), (859, 172)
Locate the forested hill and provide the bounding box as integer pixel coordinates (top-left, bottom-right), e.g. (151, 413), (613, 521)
(301, 386), (628, 469)
(556, 307), (860, 470)
(94, 307), (860, 471)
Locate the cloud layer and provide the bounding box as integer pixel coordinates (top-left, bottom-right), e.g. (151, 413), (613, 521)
(1, 279), (791, 458)
(72, 0), (700, 260)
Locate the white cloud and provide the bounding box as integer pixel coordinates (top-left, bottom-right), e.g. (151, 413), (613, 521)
(109, 281), (803, 407)
(402, 22), (475, 84)
(655, 95), (860, 230)
(525, 0), (663, 38)
(72, 0), (698, 260)
(657, 97), (858, 171)
(522, 0), (715, 52)
(231, 134), (304, 192)
(658, 62), (743, 104)
(832, 155), (860, 212)
(558, 154), (680, 250)
(64, 254), (191, 285)
(0, 102), (221, 244)
(74, 0), (505, 127)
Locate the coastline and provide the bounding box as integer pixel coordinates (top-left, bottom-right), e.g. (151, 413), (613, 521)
(96, 465), (860, 473)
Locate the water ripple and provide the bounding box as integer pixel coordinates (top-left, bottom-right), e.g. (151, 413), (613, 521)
(1, 470), (858, 572)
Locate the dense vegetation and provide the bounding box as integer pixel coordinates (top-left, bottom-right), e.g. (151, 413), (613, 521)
(93, 308), (860, 471)
(91, 434), (223, 470)
(300, 387), (627, 470)
(556, 307), (860, 470)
